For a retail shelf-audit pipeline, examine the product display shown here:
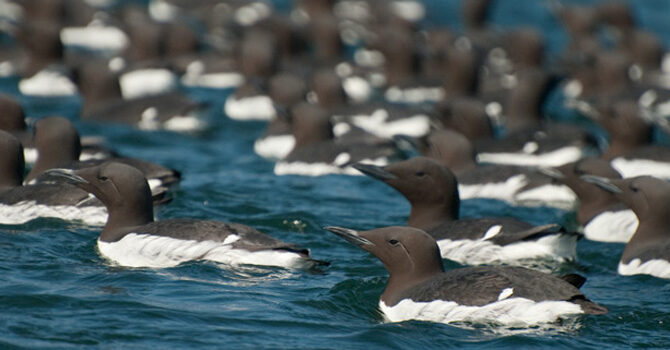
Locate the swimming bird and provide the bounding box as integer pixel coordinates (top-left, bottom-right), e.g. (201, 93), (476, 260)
(593, 100), (670, 180)
(583, 175), (670, 278)
(47, 162), (323, 268)
(24, 116), (180, 192)
(325, 225), (607, 326)
(353, 157), (579, 264)
(274, 103), (401, 176)
(411, 129), (577, 209)
(0, 130), (106, 225)
(540, 158), (637, 242)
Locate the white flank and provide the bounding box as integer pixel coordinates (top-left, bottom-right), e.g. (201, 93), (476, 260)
(79, 152), (109, 161)
(147, 179), (164, 192)
(436, 233), (577, 265)
(181, 71), (244, 89)
(23, 147), (38, 165)
(497, 288), (514, 301)
(482, 225), (502, 240)
(350, 110), (431, 138)
(274, 158), (389, 176)
(343, 76), (372, 102)
(139, 109), (205, 134)
(163, 113), (206, 132)
(224, 95), (276, 121)
(60, 25), (128, 52)
(390, 1), (425, 22)
(379, 297), (583, 326)
(97, 233), (308, 268)
(235, 2), (272, 26)
(476, 146), (584, 167)
(332, 122), (352, 137)
(583, 210), (638, 243)
(384, 86), (445, 104)
(353, 49), (385, 68)
(19, 70), (78, 96)
(149, 0), (179, 22)
(611, 158), (670, 180)
(333, 153), (351, 166)
(120, 69), (177, 99)
(458, 174), (528, 203)
(0, 201), (107, 225)
(618, 258), (670, 279)
(514, 184), (577, 210)
(254, 134), (296, 160)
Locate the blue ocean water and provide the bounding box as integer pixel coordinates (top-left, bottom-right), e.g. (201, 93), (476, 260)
(2, 1), (670, 349)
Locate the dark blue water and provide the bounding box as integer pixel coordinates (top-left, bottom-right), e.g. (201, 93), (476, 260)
(2, 1), (670, 348)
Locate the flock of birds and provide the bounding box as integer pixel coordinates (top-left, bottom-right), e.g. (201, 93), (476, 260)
(2, 0), (670, 328)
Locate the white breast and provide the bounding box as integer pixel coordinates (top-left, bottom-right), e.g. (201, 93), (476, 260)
(97, 233), (308, 268)
(274, 157), (388, 177)
(163, 114), (207, 133)
(254, 134), (296, 160)
(119, 69), (177, 99)
(476, 146), (584, 167)
(181, 68), (244, 89)
(611, 158), (670, 180)
(19, 70), (78, 96)
(349, 109), (431, 138)
(584, 210), (638, 243)
(436, 233), (577, 265)
(0, 200), (107, 225)
(618, 258), (670, 279)
(60, 25), (128, 52)
(513, 184), (577, 210)
(458, 174), (528, 203)
(384, 86), (445, 104)
(224, 95), (276, 121)
(379, 296), (583, 327)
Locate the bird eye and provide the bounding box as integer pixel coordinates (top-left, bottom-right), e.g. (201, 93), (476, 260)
(415, 171), (426, 177)
(388, 239), (399, 245)
(98, 176), (109, 181)
(630, 186), (638, 192)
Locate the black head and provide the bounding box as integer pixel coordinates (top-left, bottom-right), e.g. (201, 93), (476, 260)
(26, 116), (81, 182)
(546, 158), (622, 224)
(325, 225), (444, 303)
(424, 129), (476, 174)
(47, 162), (154, 240)
(597, 101), (652, 159)
(354, 156), (460, 229)
(582, 175), (670, 224)
(289, 102), (333, 149)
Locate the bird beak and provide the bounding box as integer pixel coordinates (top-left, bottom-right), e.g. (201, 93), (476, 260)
(45, 168), (88, 185)
(324, 226), (374, 246)
(352, 163), (397, 181)
(580, 175), (623, 193)
(537, 166), (565, 180)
